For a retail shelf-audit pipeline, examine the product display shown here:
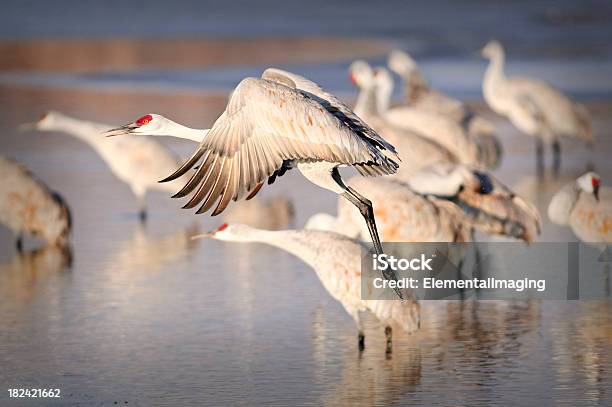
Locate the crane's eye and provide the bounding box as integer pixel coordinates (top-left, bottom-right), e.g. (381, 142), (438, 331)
(136, 114), (153, 127)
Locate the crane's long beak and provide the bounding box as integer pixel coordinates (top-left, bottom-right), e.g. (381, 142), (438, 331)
(191, 231), (215, 240)
(103, 123), (137, 137)
(18, 122), (37, 132)
(594, 185), (600, 202)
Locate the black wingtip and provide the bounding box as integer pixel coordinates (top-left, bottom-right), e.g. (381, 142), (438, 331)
(159, 174), (177, 184)
(182, 201), (199, 210)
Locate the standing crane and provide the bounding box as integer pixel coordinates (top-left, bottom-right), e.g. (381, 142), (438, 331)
(348, 60), (458, 180)
(481, 40), (593, 175)
(407, 163), (541, 242)
(387, 50), (502, 169)
(548, 172), (610, 244)
(105, 68), (405, 298)
(368, 66), (485, 167)
(0, 156), (71, 250)
(307, 167), (541, 244)
(200, 223), (420, 350)
(24, 111), (185, 222)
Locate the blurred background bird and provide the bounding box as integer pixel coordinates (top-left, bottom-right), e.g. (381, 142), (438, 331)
(348, 60), (458, 180)
(388, 50), (502, 169)
(22, 111), (185, 222)
(481, 40), (593, 176)
(548, 172), (610, 244)
(0, 155), (71, 251)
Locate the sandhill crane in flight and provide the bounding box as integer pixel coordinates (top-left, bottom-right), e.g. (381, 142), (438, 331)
(548, 172), (610, 244)
(200, 223), (420, 350)
(103, 113), (296, 230)
(387, 50), (502, 169)
(105, 68), (405, 298)
(24, 111), (185, 222)
(0, 156), (71, 251)
(481, 40), (593, 175)
(348, 60), (458, 180)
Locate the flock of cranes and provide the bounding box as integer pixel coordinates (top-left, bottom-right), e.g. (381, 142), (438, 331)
(2, 40), (610, 350)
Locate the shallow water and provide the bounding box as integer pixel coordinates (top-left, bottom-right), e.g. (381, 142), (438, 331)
(0, 88), (611, 405)
(1, 2), (612, 403)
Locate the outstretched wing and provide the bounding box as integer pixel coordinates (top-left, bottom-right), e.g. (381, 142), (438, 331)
(262, 68), (400, 159)
(162, 76), (398, 216)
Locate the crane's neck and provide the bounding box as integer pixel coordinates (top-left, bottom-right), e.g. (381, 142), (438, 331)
(353, 84), (377, 118)
(160, 120), (207, 142)
(45, 115), (110, 148)
(484, 50), (506, 89)
(224, 228), (320, 269)
(375, 81), (393, 116)
(405, 69), (429, 104)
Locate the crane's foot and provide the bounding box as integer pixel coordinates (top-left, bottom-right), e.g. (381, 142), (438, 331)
(385, 326), (393, 355)
(15, 236), (23, 253)
(139, 209), (148, 223)
(358, 331), (365, 352)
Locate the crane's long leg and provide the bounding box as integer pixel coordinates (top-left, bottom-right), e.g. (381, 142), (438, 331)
(552, 140), (561, 177)
(139, 208), (147, 223)
(385, 326), (392, 355)
(137, 195), (147, 223)
(133, 188), (147, 224)
(15, 234), (23, 253)
(342, 186), (405, 301)
(536, 138), (544, 176)
(342, 186), (383, 255)
(349, 308), (365, 351)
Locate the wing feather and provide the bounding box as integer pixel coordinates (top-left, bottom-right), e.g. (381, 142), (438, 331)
(172, 150), (213, 198)
(182, 156), (220, 209)
(262, 67), (399, 157)
(196, 157), (229, 214)
(166, 75), (398, 215)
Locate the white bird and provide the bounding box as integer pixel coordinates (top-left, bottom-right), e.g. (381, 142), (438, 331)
(481, 40), (593, 175)
(0, 156), (71, 250)
(105, 68), (401, 278)
(348, 60), (458, 180)
(25, 111), (185, 221)
(372, 67), (484, 168)
(388, 49), (467, 120)
(408, 163), (542, 242)
(388, 50), (502, 169)
(548, 172), (611, 244)
(201, 223), (420, 350)
(104, 113), (296, 230)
